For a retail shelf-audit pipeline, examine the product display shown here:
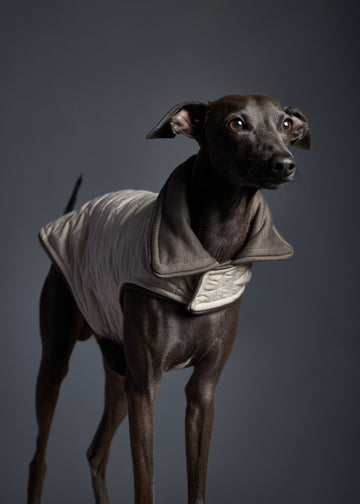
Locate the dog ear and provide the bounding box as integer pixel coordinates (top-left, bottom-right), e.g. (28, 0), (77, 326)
(146, 102), (209, 142)
(284, 106), (311, 150)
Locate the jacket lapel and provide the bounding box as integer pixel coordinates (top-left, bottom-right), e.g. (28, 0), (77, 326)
(150, 156), (293, 278)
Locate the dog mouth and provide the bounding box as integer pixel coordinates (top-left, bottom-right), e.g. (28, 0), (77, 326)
(244, 164), (296, 190)
(262, 181), (288, 190)
(262, 173), (295, 189)
(245, 173), (294, 190)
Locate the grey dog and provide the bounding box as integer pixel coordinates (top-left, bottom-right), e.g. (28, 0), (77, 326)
(28, 94), (311, 504)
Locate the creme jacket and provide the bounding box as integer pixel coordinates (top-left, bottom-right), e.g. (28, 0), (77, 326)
(39, 156), (293, 342)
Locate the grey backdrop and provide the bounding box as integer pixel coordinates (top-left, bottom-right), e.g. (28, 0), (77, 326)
(2, 1), (360, 503)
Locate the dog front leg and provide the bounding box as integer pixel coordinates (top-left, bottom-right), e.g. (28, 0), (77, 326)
(185, 369), (217, 504)
(126, 374), (162, 504)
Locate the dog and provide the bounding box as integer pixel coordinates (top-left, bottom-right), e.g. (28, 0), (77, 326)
(27, 94), (311, 504)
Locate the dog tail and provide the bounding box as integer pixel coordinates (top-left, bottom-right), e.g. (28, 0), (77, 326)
(64, 175), (82, 214)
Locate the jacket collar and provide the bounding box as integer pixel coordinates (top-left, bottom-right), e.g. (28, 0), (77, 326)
(150, 156), (293, 278)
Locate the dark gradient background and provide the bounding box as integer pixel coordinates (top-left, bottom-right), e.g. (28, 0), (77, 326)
(2, 1), (360, 503)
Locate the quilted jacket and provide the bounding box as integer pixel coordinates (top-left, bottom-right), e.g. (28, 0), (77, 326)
(40, 156), (293, 341)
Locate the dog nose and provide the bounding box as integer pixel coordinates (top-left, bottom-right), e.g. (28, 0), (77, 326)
(271, 155), (296, 178)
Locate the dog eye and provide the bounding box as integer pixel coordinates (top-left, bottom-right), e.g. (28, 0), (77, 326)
(228, 118), (244, 131)
(281, 119), (293, 132)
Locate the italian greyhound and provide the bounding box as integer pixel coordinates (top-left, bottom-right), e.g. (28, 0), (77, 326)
(27, 94), (311, 504)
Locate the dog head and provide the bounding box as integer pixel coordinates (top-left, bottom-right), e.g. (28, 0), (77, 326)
(147, 94), (311, 190)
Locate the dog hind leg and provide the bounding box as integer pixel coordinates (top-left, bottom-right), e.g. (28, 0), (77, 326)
(27, 265), (89, 503)
(87, 359), (128, 504)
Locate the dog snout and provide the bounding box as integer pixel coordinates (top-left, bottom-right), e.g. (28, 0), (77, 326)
(270, 155), (296, 180)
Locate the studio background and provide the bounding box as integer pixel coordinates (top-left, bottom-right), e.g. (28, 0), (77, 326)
(1, 1), (359, 503)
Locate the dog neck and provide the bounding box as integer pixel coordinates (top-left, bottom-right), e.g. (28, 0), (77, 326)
(187, 150), (258, 263)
